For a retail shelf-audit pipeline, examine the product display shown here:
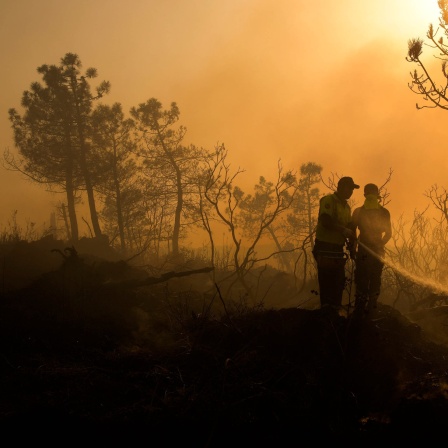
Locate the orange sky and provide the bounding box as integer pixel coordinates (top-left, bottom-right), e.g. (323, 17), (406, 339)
(0, 0), (444, 235)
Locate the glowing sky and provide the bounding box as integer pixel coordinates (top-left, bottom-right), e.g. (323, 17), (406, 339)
(0, 0), (444, 233)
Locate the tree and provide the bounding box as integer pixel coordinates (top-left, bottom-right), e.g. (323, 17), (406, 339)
(130, 99), (207, 258)
(7, 64), (82, 240)
(295, 162), (322, 247)
(407, 0), (448, 110)
(275, 162), (322, 281)
(385, 209), (448, 311)
(424, 184), (448, 224)
(238, 174), (297, 272)
(6, 53), (110, 241)
(56, 53), (110, 238)
(201, 145), (299, 300)
(403, 4), (448, 308)
(90, 103), (138, 252)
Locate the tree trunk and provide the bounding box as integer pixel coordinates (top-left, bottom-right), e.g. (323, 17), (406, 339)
(157, 127), (183, 258)
(65, 186), (78, 242)
(112, 147), (126, 252)
(64, 127), (78, 241)
(267, 225), (292, 272)
(72, 82), (102, 238)
(78, 139), (102, 238)
(61, 204), (72, 241)
(172, 164), (183, 257)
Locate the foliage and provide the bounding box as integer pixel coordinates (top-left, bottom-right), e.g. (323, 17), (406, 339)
(90, 102), (139, 252)
(6, 53), (110, 241)
(130, 99), (210, 258)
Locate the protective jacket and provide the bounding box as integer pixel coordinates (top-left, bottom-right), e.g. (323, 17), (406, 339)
(352, 195), (391, 255)
(315, 193), (352, 246)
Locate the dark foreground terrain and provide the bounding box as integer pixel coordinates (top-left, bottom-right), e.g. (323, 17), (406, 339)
(1, 240), (448, 446)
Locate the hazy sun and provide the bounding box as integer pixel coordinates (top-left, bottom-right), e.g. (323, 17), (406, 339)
(407, 0), (442, 27)
(372, 0), (443, 40)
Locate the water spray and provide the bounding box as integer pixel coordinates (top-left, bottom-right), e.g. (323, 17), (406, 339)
(356, 239), (448, 297)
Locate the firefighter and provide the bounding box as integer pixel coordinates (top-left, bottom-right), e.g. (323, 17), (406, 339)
(312, 176), (359, 313)
(351, 183), (392, 316)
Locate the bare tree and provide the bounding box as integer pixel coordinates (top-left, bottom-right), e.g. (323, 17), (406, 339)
(385, 209), (448, 311)
(201, 144), (300, 300)
(424, 184), (448, 224)
(407, 0), (448, 110)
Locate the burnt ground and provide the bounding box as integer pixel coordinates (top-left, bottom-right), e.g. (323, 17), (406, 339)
(1, 241), (448, 446)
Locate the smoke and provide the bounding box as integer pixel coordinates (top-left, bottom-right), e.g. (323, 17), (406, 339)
(1, 0), (445, 229)
(357, 241), (448, 296)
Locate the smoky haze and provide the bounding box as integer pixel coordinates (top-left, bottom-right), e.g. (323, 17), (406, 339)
(0, 0), (444, 234)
